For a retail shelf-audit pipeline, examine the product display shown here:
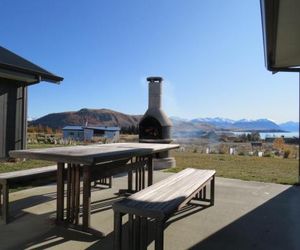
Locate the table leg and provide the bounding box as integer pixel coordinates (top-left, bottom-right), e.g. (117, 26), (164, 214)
(82, 165), (91, 230)
(147, 156), (153, 186)
(57, 162), (65, 222)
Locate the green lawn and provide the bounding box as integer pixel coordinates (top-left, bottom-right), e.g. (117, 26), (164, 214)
(170, 151), (299, 185)
(0, 144), (57, 173)
(1, 144), (298, 186)
(0, 159), (54, 173)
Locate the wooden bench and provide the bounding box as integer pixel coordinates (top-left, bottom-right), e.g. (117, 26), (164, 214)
(0, 163), (118, 224)
(112, 168), (216, 250)
(0, 165), (58, 224)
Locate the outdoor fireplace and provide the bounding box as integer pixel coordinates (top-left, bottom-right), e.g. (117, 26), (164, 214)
(139, 76), (175, 169)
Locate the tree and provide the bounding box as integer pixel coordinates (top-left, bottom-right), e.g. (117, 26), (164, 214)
(273, 137), (285, 151)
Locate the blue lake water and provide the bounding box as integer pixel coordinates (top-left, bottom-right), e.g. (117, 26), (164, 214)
(232, 131), (299, 139)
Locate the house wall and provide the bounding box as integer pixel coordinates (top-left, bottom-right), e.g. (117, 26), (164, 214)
(63, 130), (84, 141)
(0, 78), (27, 159)
(104, 131), (120, 141)
(84, 128), (93, 141)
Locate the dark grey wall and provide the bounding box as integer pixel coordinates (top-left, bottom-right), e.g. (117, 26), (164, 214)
(0, 78), (27, 159)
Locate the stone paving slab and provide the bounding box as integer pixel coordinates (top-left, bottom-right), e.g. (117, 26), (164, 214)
(0, 171), (299, 250)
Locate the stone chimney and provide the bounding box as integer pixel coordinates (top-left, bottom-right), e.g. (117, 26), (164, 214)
(139, 76), (175, 169)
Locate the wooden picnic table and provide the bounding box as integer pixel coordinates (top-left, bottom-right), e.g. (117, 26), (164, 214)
(9, 142), (179, 235)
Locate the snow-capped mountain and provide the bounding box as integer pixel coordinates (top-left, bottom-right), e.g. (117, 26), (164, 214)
(172, 117), (286, 132)
(191, 117), (235, 129)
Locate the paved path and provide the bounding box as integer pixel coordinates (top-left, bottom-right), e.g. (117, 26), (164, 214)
(1, 171), (299, 250)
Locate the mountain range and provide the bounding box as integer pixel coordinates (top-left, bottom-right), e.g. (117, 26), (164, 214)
(29, 108), (299, 133)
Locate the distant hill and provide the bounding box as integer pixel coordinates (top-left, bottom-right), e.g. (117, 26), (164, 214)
(279, 121), (299, 132)
(231, 119), (281, 131)
(29, 108), (142, 129)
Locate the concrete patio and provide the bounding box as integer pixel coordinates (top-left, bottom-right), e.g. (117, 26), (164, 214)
(1, 170), (299, 250)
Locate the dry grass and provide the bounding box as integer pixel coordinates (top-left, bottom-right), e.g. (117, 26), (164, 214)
(169, 151), (299, 185)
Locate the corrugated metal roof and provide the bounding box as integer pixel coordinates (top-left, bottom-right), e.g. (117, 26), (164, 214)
(0, 46), (63, 83)
(85, 126), (121, 131)
(62, 126), (84, 131)
(62, 126), (120, 131)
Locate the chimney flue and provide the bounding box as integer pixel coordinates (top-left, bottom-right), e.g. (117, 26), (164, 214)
(147, 76), (163, 110)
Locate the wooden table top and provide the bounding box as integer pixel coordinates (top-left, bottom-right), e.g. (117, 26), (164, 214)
(9, 143), (180, 165)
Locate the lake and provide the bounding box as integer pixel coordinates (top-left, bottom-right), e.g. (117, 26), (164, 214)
(232, 131), (299, 139)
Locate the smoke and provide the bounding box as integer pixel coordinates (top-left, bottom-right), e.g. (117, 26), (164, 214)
(139, 76), (148, 89)
(162, 78), (182, 116)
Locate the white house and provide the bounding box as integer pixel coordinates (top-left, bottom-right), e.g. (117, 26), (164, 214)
(62, 126), (120, 142)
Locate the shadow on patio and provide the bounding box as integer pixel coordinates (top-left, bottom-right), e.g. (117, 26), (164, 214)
(1, 172), (299, 250)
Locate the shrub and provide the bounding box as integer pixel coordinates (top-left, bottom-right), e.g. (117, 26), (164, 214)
(283, 149), (291, 159)
(263, 153), (272, 157)
(218, 144), (228, 154)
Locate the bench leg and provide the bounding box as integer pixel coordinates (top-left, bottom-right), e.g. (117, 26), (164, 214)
(128, 170), (133, 192)
(128, 214), (134, 250)
(155, 219), (164, 250)
(135, 215), (141, 249)
(57, 162), (65, 223)
(1, 181), (9, 224)
(210, 175), (215, 206)
(203, 186), (207, 200)
(140, 217), (148, 250)
(0, 183), (2, 218)
(114, 211), (124, 250)
(147, 156), (153, 186)
(108, 176), (112, 188)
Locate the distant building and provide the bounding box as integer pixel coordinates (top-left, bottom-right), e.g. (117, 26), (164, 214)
(62, 126), (120, 142)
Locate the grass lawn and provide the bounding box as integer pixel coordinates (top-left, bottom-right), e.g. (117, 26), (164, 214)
(0, 159), (54, 174)
(1, 143), (298, 186)
(170, 151), (299, 185)
(0, 144), (63, 173)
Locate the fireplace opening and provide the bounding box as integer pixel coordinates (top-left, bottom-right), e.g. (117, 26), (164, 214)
(139, 116), (162, 139)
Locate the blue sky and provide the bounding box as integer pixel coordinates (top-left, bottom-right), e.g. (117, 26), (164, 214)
(1, 0), (299, 123)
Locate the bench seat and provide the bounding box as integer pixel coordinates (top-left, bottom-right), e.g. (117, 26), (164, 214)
(113, 168), (216, 250)
(0, 165), (57, 224)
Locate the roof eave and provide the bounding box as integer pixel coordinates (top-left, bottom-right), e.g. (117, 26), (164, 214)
(0, 62), (63, 84)
(260, 0), (300, 73)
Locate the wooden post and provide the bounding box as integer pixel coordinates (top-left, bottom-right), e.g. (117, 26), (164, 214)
(66, 164), (71, 222)
(203, 186), (207, 200)
(2, 180), (8, 224)
(147, 156), (153, 186)
(135, 168), (138, 192)
(138, 166), (142, 191)
(70, 165), (76, 223)
(128, 214), (134, 250)
(74, 165), (80, 224)
(0, 183), (2, 217)
(141, 165), (145, 189)
(135, 216), (141, 249)
(155, 219), (164, 250)
(113, 211), (123, 250)
(82, 165), (91, 230)
(56, 162), (65, 222)
(140, 217), (148, 250)
(210, 175), (215, 206)
(109, 176), (112, 188)
(128, 171), (133, 191)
